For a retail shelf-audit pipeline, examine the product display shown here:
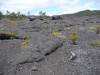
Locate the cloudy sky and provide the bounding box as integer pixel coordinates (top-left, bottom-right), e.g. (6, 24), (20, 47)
(0, 0), (100, 15)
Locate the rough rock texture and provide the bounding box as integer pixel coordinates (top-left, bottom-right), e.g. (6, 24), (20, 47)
(0, 15), (100, 75)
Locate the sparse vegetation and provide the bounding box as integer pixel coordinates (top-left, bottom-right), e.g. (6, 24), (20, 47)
(52, 31), (62, 37)
(51, 31), (66, 39)
(70, 10), (100, 16)
(4, 11), (26, 21)
(21, 35), (31, 48)
(0, 9), (100, 75)
(21, 37), (30, 48)
(69, 32), (78, 45)
(0, 11), (3, 20)
(95, 25), (100, 34)
(90, 40), (100, 47)
(39, 11), (46, 16)
(0, 32), (17, 40)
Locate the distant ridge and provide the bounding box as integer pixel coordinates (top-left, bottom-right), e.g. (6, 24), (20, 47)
(65, 10), (100, 16)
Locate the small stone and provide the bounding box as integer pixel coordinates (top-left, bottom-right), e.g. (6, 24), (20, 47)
(69, 51), (76, 60)
(31, 66), (38, 71)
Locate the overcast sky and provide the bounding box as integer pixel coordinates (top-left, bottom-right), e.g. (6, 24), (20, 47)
(0, 0), (100, 15)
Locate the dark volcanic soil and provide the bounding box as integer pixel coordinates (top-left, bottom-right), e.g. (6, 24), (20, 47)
(0, 15), (100, 75)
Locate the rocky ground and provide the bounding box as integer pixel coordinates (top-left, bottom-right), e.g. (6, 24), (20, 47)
(0, 15), (100, 75)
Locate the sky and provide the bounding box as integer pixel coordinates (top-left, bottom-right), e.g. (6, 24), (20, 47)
(0, 0), (100, 15)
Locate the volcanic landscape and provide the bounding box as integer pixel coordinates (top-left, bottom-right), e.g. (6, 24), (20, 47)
(0, 13), (100, 75)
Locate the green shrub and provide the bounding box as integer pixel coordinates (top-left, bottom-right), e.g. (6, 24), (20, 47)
(0, 11), (3, 20)
(51, 31), (66, 39)
(90, 40), (100, 47)
(5, 11), (26, 21)
(0, 32), (17, 40)
(69, 32), (78, 45)
(39, 11), (46, 16)
(21, 35), (31, 48)
(21, 39), (30, 48)
(95, 25), (100, 34)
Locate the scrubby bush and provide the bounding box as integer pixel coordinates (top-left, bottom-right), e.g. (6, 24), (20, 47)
(52, 31), (62, 37)
(51, 31), (66, 39)
(69, 32), (78, 45)
(90, 40), (100, 47)
(39, 11), (46, 16)
(20, 34), (32, 48)
(95, 25), (100, 34)
(5, 11), (26, 21)
(9, 12), (17, 20)
(21, 36), (30, 48)
(0, 32), (17, 40)
(0, 11), (3, 20)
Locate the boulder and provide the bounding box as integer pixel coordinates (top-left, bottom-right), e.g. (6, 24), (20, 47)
(51, 16), (62, 20)
(10, 38), (64, 65)
(37, 38), (64, 56)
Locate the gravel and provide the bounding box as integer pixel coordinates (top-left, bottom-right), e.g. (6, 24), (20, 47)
(0, 15), (100, 75)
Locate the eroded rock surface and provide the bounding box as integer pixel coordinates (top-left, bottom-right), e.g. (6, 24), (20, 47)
(0, 15), (100, 75)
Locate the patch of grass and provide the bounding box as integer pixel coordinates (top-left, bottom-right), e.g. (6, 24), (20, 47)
(52, 31), (62, 37)
(90, 40), (100, 47)
(21, 39), (30, 48)
(69, 32), (78, 45)
(7, 32), (17, 39)
(95, 25), (100, 34)
(21, 36), (31, 48)
(0, 11), (3, 20)
(0, 32), (17, 40)
(51, 31), (66, 39)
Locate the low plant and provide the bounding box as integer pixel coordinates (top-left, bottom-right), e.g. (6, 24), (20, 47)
(51, 31), (66, 39)
(69, 32), (78, 45)
(52, 31), (62, 37)
(95, 25), (100, 34)
(0, 32), (17, 40)
(8, 32), (17, 39)
(90, 40), (100, 47)
(21, 39), (30, 48)
(21, 36), (30, 48)
(0, 11), (3, 20)
(39, 11), (46, 16)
